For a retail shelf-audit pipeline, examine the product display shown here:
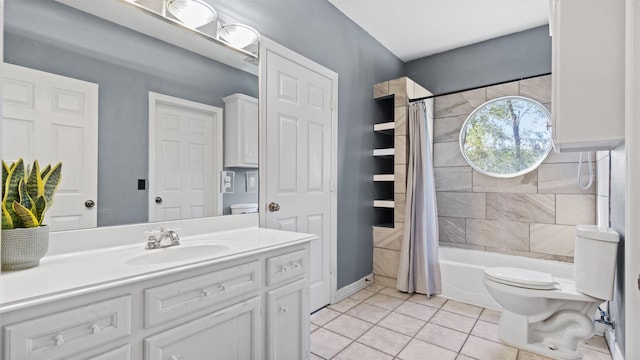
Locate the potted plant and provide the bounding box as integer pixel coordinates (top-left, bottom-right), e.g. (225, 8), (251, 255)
(1, 158), (62, 271)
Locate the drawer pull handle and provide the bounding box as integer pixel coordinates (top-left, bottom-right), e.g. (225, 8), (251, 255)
(90, 324), (101, 334)
(54, 334), (65, 346)
(279, 263), (301, 273)
(221, 284), (228, 291)
(280, 306), (289, 313)
(201, 290), (210, 297)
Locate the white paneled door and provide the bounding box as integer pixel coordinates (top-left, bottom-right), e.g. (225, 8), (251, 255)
(2, 63), (98, 231)
(262, 42), (337, 313)
(148, 93), (223, 222)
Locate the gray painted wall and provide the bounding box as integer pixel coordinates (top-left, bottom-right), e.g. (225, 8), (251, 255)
(210, 1), (405, 288)
(4, 0), (258, 226)
(404, 25), (552, 95)
(610, 144), (626, 356)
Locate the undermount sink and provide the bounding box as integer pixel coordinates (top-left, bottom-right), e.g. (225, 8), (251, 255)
(124, 244), (230, 265)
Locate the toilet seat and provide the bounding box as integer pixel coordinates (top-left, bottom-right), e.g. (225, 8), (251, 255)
(485, 267), (556, 290)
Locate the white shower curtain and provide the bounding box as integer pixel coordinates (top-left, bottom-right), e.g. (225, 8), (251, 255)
(396, 100), (441, 295)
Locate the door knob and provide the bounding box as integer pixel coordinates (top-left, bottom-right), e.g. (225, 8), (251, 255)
(268, 202), (280, 212)
(155, 197), (163, 204)
(84, 200), (95, 208)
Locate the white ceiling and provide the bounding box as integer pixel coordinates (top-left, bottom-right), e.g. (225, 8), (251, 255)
(328, 0), (550, 62)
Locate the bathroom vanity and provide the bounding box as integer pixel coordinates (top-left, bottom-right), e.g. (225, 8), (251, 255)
(0, 218), (314, 360)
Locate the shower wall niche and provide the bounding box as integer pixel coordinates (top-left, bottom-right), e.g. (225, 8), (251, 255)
(372, 77), (433, 287)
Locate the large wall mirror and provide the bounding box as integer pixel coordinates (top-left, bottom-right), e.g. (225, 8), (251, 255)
(2, 0), (259, 231)
(459, 96), (552, 178)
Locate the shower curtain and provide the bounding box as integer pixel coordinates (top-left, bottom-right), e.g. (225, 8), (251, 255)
(396, 100), (441, 296)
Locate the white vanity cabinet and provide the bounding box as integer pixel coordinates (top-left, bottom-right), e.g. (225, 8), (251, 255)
(550, 0), (625, 151)
(1, 242), (310, 360)
(223, 93), (259, 167)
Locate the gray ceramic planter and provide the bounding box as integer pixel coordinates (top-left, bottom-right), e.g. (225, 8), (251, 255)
(1, 226), (49, 271)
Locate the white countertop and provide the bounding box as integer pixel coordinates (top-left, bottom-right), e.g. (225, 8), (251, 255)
(0, 226), (315, 313)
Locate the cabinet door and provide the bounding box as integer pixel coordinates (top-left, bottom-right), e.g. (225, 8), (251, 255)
(551, 0), (625, 151)
(239, 98), (259, 166)
(144, 297), (261, 360)
(267, 279), (309, 360)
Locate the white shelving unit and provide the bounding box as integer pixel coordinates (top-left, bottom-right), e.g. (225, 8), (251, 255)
(373, 200), (394, 208)
(373, 174), (394, 182)
(374, 122), (394, 133)
(373, 148), (394, 157)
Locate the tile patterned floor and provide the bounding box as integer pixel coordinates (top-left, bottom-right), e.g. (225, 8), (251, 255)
(310, 283), (613, 360)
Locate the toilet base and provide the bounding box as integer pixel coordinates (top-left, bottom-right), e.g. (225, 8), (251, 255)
(498, 308), (597, 360)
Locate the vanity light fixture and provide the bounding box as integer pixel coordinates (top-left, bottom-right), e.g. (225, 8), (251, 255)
(218, 23), (261, 49)
(166, 0), (217, 29)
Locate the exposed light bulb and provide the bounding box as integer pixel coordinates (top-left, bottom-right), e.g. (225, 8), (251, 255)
(218, 23), (260, 49)
(166, 0), (216, 28)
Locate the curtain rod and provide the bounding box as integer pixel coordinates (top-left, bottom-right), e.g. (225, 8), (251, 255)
(408, 72), (552, 103)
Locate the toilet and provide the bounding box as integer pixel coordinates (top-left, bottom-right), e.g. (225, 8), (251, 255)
(483, 225), (619, 360)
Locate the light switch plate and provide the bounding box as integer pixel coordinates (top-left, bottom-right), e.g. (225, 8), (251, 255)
(221, 171), (235, 193)
(246, 171), (258, 192)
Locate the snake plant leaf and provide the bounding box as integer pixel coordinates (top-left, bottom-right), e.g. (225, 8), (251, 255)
(40, 164), (51, 179)
(42, 163), (62, 206)
(3, 158), (24, 228)
(1, 202), (14, 229)
(26, 160), (43, 200)
(33, 196), (47, 225)
(2, 161), (9, 194)
(12, 200), (39, 228)
(17, 178), (34, 211)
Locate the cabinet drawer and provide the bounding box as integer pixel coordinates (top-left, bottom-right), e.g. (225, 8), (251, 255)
(144, 297), (261, 360)
(145, 260), (261, 328)
(4, 296), (131, 360)
(267, 249), (306, 286)
(69, 345), (131, 360)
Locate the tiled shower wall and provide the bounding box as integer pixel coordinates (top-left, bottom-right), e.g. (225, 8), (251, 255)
(433, 75), (597, 262)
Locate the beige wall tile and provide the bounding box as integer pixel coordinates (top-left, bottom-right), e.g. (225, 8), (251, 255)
(440, 242), (485, 251)
(434, 88), (486, 118)
(437, 192), (486, 219)
(390, 77), (408, 106)
(395, 193), (406, 223)
(373, 274), (397, 288)
(473, 170), (538, 193)
(433, 115), (466, 143)
(466, 219), (529, 251)
(530, 223), (576, 256)
(373, 224), (404, 250)
(413, 82), (433, 99)
(538, 163), (597, 194)
(519, 75), (552, 103)
(485, 247), (556, 261)
(544, 151), (595, 164)
(395, 165), (407, 194)
(395, 135), (407, 165)
(434, 142), (467, 167)
(395, 106), (407, 135)
(435, 167), (472, 192)
(486, 193), (555, 224)
(486, 81), (519, 100)
(374, 81), (389, 99)
(556, 194), (596, 225)
(439, 216), (466, 243)
(373, 248), (400, 278)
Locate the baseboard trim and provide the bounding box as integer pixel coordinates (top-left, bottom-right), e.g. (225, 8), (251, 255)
(333, 273), (373, 303)
(605, 327), (625, 360)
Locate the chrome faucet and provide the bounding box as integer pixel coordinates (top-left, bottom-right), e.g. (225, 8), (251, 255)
(145, 227), (181, 249)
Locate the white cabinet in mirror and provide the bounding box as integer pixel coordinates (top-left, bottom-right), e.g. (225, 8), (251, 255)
(2, 0), (259, 230)
(224, 94), (259, 168)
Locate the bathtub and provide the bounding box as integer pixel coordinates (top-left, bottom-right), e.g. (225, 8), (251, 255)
(439, 247), (574, 309)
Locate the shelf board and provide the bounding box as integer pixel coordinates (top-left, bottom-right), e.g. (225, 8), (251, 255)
(374, 122), (394, 133)
(373, 200), (394, 208)
(373, 174), (394, 182)
(373, 148), (394, 157)
(373, 223), (394, 229)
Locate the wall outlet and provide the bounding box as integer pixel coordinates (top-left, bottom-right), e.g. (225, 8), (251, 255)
(221, 171), (235, 193)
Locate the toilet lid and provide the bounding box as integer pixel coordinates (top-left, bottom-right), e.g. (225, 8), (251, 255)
(485, 267), (556, 290)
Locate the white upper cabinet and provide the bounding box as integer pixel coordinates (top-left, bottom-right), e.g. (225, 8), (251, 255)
(550, 0), (625, 151)
(224, 94), (259, 167)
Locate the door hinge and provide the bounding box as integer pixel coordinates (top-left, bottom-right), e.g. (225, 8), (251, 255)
(330, 98), (335, 111)
(329, 181), (335, 192)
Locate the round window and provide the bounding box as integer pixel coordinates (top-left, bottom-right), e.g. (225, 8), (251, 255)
(459, 96), (552, 178)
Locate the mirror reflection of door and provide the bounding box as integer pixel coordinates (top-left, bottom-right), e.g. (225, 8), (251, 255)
(148, 92), (223, 222)
(2, 63), (98, 231)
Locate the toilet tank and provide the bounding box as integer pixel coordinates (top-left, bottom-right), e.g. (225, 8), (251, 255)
(573, 225), (620, 300)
